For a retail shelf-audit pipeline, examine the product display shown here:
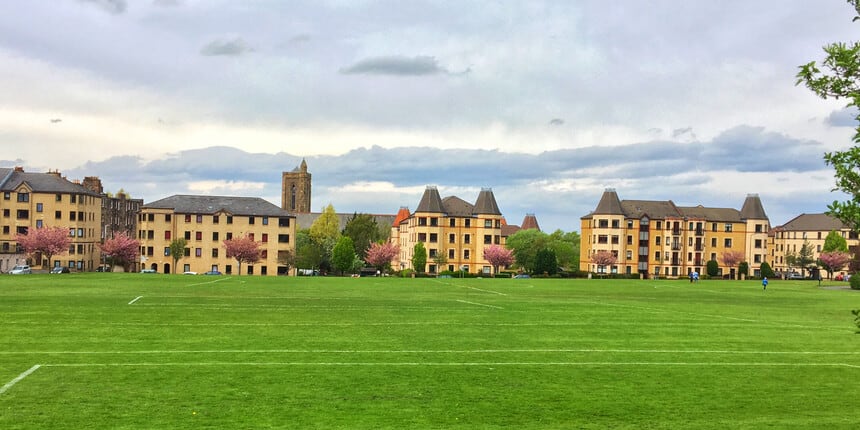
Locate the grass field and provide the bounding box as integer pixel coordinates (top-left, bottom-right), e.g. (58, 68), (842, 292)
(1, 274), (859, 429)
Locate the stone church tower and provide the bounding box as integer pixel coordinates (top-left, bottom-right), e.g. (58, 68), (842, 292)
(281, 159), (311, 213)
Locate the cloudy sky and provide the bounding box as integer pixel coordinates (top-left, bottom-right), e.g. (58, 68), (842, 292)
(1, 0), (858, 232)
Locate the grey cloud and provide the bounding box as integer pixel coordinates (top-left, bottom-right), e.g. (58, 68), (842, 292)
(549, 118), (564, 126)
(340, 56), (447, 76)
(77, 0), (126, 14)
(200, 37), (253, 56)
(825, 107), (858, 128)
(672, 127), (695, 139)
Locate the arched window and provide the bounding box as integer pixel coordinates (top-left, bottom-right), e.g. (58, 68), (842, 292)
(290, 185), (297, 210)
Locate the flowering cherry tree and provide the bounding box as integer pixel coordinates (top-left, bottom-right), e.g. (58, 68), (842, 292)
(483, 245), (514, 277)
(16, 226), (71, 269)
(365, 242), (399, 274)
(590, 250), (617, 274)
(819, 251), (852, 279)
(720, 250), (746, 279)
(99, 232), (140, 272)
(223, 235), (261, 275)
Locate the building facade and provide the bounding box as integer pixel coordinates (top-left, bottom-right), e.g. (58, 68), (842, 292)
(390, 186), (506, 275)
(138, 195), (296, 276)
(0, 167), (102, 272)
(769, 213), (859, 277)
(580, 189), (770, 278)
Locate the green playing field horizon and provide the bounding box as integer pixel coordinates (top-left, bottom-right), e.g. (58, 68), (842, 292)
(1, 274), (859, 429)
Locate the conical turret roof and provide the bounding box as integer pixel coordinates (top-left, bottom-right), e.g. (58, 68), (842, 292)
(740, 194), (768, 220)
(473, 188), (501, 215)
(593, 188), (624, 215)
(415, 186), (444, 213)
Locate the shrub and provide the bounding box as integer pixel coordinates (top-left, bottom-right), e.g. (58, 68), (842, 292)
(853, 309), (860, 333)
(759, 262), (775, 279)
(851, 274), (860, 290)
(738, 262), (749, 277)
(706, 260), (719, 277)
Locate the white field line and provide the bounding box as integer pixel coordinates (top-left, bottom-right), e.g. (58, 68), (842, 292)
(40, 362), (860, 369)
(185, 277), (231, 287)
(0, 364), (41, 395)
(456, 299), (503, 309)
(4, 348), (860, 355)
(428, 279), (507, 296)
(128, 296), (143, 305)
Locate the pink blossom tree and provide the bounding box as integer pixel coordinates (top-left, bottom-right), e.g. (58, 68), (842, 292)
(483, 245), (514, 277)
(819, 251), (852, 279)
(365, 242), (399, 274)
(720, 250), (746, 279)
(16, 226), (71, 269)
(99, 232), (140, 272)
(223, 235), (261, 275)
(590, 250), (617, 275)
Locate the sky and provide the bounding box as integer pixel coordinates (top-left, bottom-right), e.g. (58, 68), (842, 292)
(1, 0), (858, 232)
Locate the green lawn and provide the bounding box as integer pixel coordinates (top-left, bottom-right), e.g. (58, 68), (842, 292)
(1, 274), (859, 429)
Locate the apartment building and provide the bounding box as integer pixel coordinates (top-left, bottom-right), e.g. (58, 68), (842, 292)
(390, 186), (506, 275)
(580, 189), (770, 278)
(138, 195), (296, 276)
(769, 213), (859, 276)
(0, 167), (102, 272)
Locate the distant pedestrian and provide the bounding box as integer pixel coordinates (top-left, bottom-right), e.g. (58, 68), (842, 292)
(689, 272), (694, 283)
(692, 271), (699, 283)
(762, 277), (768, 291)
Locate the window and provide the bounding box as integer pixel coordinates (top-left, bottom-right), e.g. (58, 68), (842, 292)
(418, 217), (427, 226)
(164, 247), (170, 256)
(627, 235), (633, 245)
(227, 216), (233, 224)
(711, 238), (717, 247)
(449, 218), (456, 227)
(248, 233), (255, 241)
(418, 233), (427, 242)
(184, 248), (190, 257)
(147, 230), (154, 239)
(278, 234), (290, 243)
(249, 216), (255, 225)
(484, 235), (492, 244)
(464, 249), (470, 260)
(185, 214), (191, 223)
(655, 251), (661, 260)
(71, 194), (77, 203)
(712, 223), (718, 232)
(448, 249), (455, 259)
(184, 231), (191, 240)
(165, 214), (172, 222)
(429, 249), (437, 258)
(430, 217), (437, 226)
(655, 221), (662, 230)
(55, 193), (62, 202)
(212, 248), (219, 257)
(194, 214), (202, 223)
(655, 236), (661, 246)
(464, 219), (470, 228)
(756, 224), (764, 233)
(597, 235), (608, 244)
(262, 216), (269, 225)
(611, 235), (619, 245)
(55, 210), (61, 219)
(279, 217), (290, 227)
(212, 232), (219, 241)
(213, 215), (219, 224)
(449, 234), (455, 243)
(626, 250), (632, 260)
(754, 254), (762, 263)
(598, 219), (609, 228)
(70, 228), (75, 237)
(195, 231), (202, 241)
(429, 233), (438, 243)
(262, 233), (268, 243)
(36, 203), (42, 212)
(36, 220), (43, 228)
(464, 234), (470, 244)
(17, 210), (28, 219)
(195, 248), (202, 257)
(724, 238), (732, 248)
(754, 239), (762, 248)
(226, 232), (233, 240)
(70, 211), (76, 221)
(612, 220), (620, 228)
(724, 224), (733, 232)
(3, 192), (9, 200)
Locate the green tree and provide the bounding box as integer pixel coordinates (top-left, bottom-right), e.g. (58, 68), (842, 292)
(331, 236), (357, 275)
(168, 238), (187, 274)
(534, 248), (558, 275)
(295, 229), (324, 273)
(797, 1), (860, 231)
(342, 213), (382, 259)
(505, 229), (549, 273)
(823, 230), (850, 252)
(412, 242), (427, 274)
(738, 261), (749, 278)
(706, 260), (719, 277)
(309, 204), (341, 269)
(798, 241), (816, 277)
(548, 229), (580, 270)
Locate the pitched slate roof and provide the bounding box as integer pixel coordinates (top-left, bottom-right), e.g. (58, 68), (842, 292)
(442, 196), (474, 217)
(520, 214), (540, 231)
(739, 194), (768, 220)
(415, 186), (444, 213)
(473, 188), (502, 215)
(775, 213), (847, 231)
(144, 195), (292, 217)
(0, 168), (100, 196)
(620, 200), (683, 220)
(677, 205), (743, 223)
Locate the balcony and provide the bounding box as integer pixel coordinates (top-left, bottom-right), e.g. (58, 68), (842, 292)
(672, 228), (681, 235)
(695, 229), (704, 236)
(671, 243), (681, 250)
(694, 244), (704, 251)
(671, 258), (680, 266)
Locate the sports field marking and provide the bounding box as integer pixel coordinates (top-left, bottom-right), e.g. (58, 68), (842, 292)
(428, 279), (507, 296)
(455, 299), (503, 309)
(37, 362), (860, 368)
(4, 348), (859, 355)
(128, 296), (143, 305)
(0, 364), (40, 395)
(185, 277), (231, 287)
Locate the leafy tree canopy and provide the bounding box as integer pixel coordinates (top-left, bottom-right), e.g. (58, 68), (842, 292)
(412, 242), (427, 273)
(823, 230), (849, 252)
(342, 213), (382, 259)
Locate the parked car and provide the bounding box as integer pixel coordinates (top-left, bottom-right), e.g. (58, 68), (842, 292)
(140, 269), (157, 274)
(50, 267), (70, 274)
(788, 272), (804, 280)
(514, 274), (531, 279)
(10, 265), (31, 275)
(203, 270), (222, 275)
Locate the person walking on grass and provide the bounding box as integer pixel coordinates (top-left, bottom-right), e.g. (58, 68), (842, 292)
(762, 277), (768, 291)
